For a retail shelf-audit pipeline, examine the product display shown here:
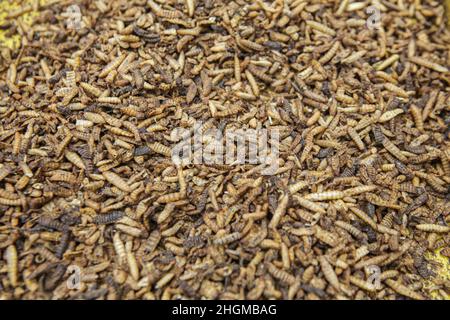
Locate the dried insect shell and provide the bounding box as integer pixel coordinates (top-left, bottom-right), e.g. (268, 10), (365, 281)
(113, 232), (126, 266)
(102, 171), (131, 193)
(305, 191), (344, 201)
(65, 151), (86, 170)
(5, 245), (18, 288)
(319, 256), (340, 291)
(266, 263), (296, 285)
(415, 224), (449, 233)
(385, 279), (424, 300)
(293, 196), (326, 214)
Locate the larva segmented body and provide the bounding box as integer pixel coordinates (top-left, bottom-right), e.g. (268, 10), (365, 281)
(93, 211), (124, 225)
(5, 245), (18, 288)
(304, 191), (344, 201)
(102, 171), (131, 193)
(385, 279), (424, 300)
(266, 263), (296, 285)
(213, 232), (242, 245)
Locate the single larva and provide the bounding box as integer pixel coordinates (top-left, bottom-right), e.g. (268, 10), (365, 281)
(125, 241), (139, 281)
(145, 230), (161, 255)
(334, 221), (367, 241)
(415, 172), (447, 193)
(415, 224), (450, 233)
(5, 245), (18, 288)
(93, 211), (124, 225)
(382, 138), (408, 162)
(236, 37), (265, 51)
(348, 206), (378, 230)
(98, 97), (121, 104)
(268, 193), (289, 228)
(184, 0), (195, 17)
(55, 230), (70, 259)
(155, 273), (175, 290)
(65, 150), (86, 170)
(314, 226), (339, 247)
(266, 263), (296, 285)
(293, 196), (326, 214)
(347, 127), (365, 151)
(99, 53), (126, 78)
(409, 56), (448, 73)
(80, 82), (102, 97)
(102, 171), (131, 193)
(156, 192), (185, 204)
(245, 69), (259, 97)
(319, 41), (340, 64)
(409, 105), (424, 132)
(38, 216), (69, 232)
(305, 20), (336, 36)
(318, 256), (340, 291)
(213, 232), (242, 245)
(349, 275), (376, 292)
(148, 142), (172, 157)
(0, 197), (22, 206)
(441, 150), (450, 176)
(385, 279), (424, 300)
(304, 191), (344, 201)
(343, 185), (377, 197)
(0, 189), (19, 200)
(378, 109), (404, 123)
(366, 194), (401, 210)
(112, 232), (126, 266)
(384, 83), (409, 98)
(247, 65), (273, 83)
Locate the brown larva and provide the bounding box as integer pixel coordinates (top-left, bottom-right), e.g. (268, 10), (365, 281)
(266, 263), (296, 285)
(319, 41), (340, 64)
(93, 211), (124, 225)
(268, 193), (289, 229)
(148, 142), (172, 157)
(384, 83), (409, 98)
(415, 224), (450, 233)
(334, 220), (367, 241)
(318, 256), (340, 291)
(102, 171), (131, 193)
(409, 105), (424, 133)
(349, 275), (376, 292)
(348, 206), (378, 230)
(80, 82), (102, 98)
(293, 196), (326, 214)
(112, 232), (126, 266)
(156, 192), (185, 204)
(213, 232), (242, 245)
(409, 56), (448, 73)
(382, 138), (408, 162)
(5, 245), (18, 288)
(385, 279), (424, 300)
(304, 191), (344, 201)
(64, 150), (86, 170)
(99, 54), (126, 78)
(314, 225), (339, 247)
(236, 37), (265, 51)
(305, 20), (336, 36)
